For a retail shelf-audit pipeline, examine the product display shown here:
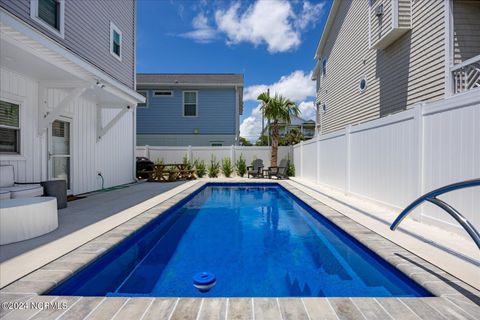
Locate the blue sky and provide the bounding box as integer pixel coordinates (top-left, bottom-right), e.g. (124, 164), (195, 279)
(136, 0), (332, 141)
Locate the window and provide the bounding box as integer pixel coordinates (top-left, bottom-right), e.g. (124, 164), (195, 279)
(359, 77), (367, 93)
(154, 91), (173, 97)
(183, 91), (197, 117)
(0, 100), (20, 154)
(30, 0), (65, 37)
(211, 143), (223, 147)
(137, 91), (148, 108)
(322, 58), (327, 77)
(110, 22), (122, 60)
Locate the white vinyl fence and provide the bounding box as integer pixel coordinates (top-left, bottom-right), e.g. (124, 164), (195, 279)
(136, 145), (292, 168)
(294, 91), (480, 233)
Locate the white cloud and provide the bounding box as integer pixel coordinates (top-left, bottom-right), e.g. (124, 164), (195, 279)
(179, 13), (217, 43)
(240, 104), (264, 141)
(240, 70), (317, 141)
(295, 1), (325, 30)
(180, 0), (326, 53)
(215, 1), (300, 53)
(297, 101), (316, 120)
(244, 70), (315, 102)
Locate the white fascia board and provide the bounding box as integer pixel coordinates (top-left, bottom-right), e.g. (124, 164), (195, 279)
(137, 83), (244, 88)
(0, 9), (144, 104)
(314, 0), (341, 60)
(311, 62), (321, 80)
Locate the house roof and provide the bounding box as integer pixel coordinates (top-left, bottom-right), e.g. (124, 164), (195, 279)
(312, 0), (340, 80)
(314, 0), (340, 60)
(265, 115), (315, 128)
(136, 73), (244, 87)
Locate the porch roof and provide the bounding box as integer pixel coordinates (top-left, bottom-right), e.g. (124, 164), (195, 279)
(0, 9), (145, 106)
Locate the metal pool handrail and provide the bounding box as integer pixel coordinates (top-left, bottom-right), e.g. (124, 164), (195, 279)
(390, 179), (480, 249)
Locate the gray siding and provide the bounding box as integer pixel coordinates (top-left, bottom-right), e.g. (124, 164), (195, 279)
(453, 0), (480, 64)
(317, 0), (445, 134)
(0, 0), (135, 89)
(398, 0), (411, 29)
(370, 0), (393, 45)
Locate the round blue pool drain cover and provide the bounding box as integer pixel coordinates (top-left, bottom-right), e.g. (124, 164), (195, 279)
(193, 272), (216, 292)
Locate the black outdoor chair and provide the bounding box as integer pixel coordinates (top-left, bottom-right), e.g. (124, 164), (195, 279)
(266, 159), (289, 180)
(247, 159), (264, 178)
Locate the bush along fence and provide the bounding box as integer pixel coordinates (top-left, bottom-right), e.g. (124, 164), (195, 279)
(293, 91), (480, 234)
(136, 146), (293, 177)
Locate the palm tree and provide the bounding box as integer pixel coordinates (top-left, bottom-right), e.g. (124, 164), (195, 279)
(257, 92), (300, 167)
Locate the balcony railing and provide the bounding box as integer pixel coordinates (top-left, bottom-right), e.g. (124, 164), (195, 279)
(451, 55), (480, 94)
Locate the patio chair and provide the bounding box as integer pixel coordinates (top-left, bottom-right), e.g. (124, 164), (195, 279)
(247, 159), (264, 178)
(266, 159), (289, 180)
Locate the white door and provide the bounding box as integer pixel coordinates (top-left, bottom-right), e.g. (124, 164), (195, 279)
(48, 119), (72, 191)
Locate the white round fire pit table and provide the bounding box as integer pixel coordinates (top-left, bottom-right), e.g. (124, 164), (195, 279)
(0, 197), (58, 245)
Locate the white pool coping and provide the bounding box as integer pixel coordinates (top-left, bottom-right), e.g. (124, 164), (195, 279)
(289, 177), (480, 290)
(0, 180), (199, 288)
(0, 179), (479, 320)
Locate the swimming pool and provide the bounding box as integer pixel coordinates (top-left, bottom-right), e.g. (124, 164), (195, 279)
(48, 183), (431, 297)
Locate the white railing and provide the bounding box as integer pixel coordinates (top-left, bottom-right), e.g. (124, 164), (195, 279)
(451, 55), (480, 94)
(293, 90), (480, 233)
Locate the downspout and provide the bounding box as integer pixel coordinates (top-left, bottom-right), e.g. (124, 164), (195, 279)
(235, 85), (239, 145)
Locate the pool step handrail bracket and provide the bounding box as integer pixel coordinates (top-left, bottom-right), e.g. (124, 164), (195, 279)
(390, 179), (480, 249)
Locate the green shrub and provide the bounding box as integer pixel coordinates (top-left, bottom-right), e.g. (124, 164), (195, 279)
(208, 155), (220, 178)
(194, 159), (206, 178)
(221, 158), (233, 178)
(235, 154), (247, 177)
(155, 158), (164, 165)
(182, 154), (192, 170)
(286, 161), (295, 177)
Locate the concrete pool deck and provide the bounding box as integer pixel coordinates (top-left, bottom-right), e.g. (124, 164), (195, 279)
(1, 180), (479, 319)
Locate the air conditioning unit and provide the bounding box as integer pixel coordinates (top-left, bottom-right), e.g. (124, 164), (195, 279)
(369, 0), (411, 50)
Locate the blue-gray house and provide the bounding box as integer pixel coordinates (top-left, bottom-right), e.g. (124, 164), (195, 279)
(136, 74), (244, 146)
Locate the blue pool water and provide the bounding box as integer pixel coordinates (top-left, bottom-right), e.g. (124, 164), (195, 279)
(48, 184), (431, 297)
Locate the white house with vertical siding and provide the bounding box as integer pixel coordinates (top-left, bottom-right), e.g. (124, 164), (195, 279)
(0, 0), (145, 195)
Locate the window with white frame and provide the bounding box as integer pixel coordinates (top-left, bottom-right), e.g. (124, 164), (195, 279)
(0, 100), (20, 154)
(359, 76), (367, 93)
(183, 91), (197, 117)
(30, 0), (65, 37)
(137, 91), (148, 108)
(110, 22), (122, 60)
(154, 91), (173, 97)
(322, 58), (327, 77)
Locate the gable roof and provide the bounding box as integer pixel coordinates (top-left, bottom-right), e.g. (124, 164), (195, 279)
(136, 73), (244, 87)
